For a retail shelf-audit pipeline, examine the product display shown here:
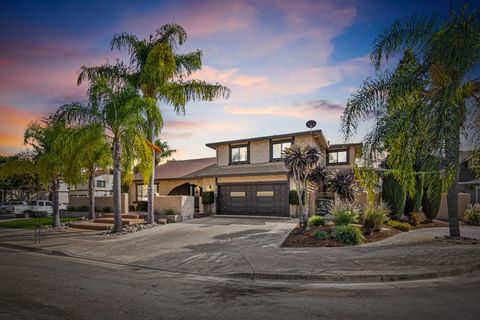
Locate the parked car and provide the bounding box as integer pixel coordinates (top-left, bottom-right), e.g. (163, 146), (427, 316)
(2, 201), (30, 217)
(24, 200), (54, 217)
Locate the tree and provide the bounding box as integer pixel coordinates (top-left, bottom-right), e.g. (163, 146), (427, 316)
(0, 154), (42, 201)
(57, 124), (111, 219)
(24, 116), (81, 227)
(341, 5), (480, 237)
(58, 63), (152, 232)
(108, 24), (230, 225)
(284, 144), (322, 229)
(154, 139), (176, 166)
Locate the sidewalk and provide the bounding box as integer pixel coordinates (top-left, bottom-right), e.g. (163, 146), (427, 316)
(1, 222), (480, 283)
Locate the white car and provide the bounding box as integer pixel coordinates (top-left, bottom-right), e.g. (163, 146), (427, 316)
(24, 200), (54, 217)
(2, 201), (30, 217)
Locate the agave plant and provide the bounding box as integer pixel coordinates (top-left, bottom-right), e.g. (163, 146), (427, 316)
(330, 169), (356, 202)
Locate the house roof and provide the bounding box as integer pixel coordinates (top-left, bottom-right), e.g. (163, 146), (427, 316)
(183, 162), (289, 178)
(133, 157), (216, 181)
(328, 143), (363, 149)
(206, 129), (328, 149)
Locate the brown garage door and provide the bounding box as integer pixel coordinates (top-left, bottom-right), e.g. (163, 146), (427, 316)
(218, 182), (289, 217)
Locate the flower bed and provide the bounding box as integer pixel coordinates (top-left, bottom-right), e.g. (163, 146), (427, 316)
(282, 225), (399, 247)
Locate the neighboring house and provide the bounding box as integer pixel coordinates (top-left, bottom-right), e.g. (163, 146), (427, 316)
(69, 173), (113, 197)
(131, 130), (361, 217)
(459, 151), (480, 205)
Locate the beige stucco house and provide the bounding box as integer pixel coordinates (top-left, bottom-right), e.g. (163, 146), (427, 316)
(130, 130), (361, 217)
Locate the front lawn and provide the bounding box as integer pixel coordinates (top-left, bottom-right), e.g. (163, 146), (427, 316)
(0, 217), (78, 229)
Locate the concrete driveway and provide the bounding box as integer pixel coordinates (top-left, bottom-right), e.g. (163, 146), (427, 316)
(64, 216), (296, 273)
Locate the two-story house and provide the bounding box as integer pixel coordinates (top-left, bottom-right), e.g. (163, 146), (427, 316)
(130, 130), (361, 217)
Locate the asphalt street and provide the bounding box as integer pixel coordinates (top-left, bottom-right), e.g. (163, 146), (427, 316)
(1, 247), (480, 320)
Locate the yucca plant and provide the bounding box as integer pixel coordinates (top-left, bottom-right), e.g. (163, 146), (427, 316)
(330, 169), (356, 202)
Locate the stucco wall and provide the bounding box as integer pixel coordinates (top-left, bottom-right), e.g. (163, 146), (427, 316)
(437, 192), (471, 220)
(154, 195), (194, 220)
(250, 140), (270, 163)
(217, 174), (287, 184)
(217, 144), (229, 166)
(70, 193), (129, 213)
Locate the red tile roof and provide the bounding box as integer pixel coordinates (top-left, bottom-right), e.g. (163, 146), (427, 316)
(133, 157), (216, 181)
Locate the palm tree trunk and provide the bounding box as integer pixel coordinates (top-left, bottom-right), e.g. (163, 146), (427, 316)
(88, 173), (95, 220)
(112, 137), (123, 233)
(446, 125), (461, 238)
(147, 126), (155, 224)
(51, 178), (60, 228)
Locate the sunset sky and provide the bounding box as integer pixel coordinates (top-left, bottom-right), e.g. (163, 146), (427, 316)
(0, 0), (477, 159)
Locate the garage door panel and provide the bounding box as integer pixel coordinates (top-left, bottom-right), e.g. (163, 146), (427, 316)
(218, 182), (288, 217)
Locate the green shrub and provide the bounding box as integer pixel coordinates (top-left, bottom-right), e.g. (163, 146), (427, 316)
(308, 215), (326, 227)
(201, 191), (215, 205)
(410, 211), (422, 226)
(363, 201), (389, 235)
(102, 206), (112, 213)
(388, 220), (411, 232)
(129, 205), (136, 211)
(464, 206), (480, 226)
(288, 190), (305, 205)
(67, 205), (77, 212)
(333, 225), (364, 245)
(77, 205), (89, 212)
(422, 174), (441, 220)
(164, 208), (175, 215)
(154, 209), (160, 215)
(136, 201), (148, 212)
(382, 174), (406, 220)
(331, 201), (359, 226)
(311, 230), (328, 240)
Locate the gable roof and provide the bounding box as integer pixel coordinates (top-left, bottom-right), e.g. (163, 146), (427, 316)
(133, 157), (216, 182)
(206, 129), (328, 149)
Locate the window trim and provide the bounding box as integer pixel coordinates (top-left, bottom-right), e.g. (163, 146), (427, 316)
(229, 143), (250, 165)
(326, 149), (349, 165)
(270, 139), (293, 162)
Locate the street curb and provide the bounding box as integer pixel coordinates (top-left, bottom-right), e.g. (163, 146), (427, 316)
(226, 263), (480, 282)
(3, 242), (480, 283)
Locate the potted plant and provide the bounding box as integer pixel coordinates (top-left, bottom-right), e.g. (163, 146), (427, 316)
(201, 191), (215, 215)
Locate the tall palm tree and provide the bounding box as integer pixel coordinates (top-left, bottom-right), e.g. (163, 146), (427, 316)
(106, 24), (230, 224)
(58, 63), (152, 232)
(284, 145), (322, 229)
(24, 116), (82, 227)
(341, 6), (480, 237)
(57, 123), (111, 219)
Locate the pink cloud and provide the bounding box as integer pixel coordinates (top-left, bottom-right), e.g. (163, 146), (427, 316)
(224, 100), (345, 120)
(123, 0), (256, 37)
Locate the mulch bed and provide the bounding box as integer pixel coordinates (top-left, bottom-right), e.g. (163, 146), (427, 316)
(281, 225), (399, 248)
(412, 219), (449, 229)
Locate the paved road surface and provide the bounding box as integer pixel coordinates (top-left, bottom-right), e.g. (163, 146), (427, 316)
(1, 247), (480, 320)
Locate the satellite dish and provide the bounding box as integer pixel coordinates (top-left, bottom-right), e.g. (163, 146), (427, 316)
(306, 120), (317, 129)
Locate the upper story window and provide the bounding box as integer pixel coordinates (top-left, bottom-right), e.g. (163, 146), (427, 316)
(230, 144), (249, 164)
(327, 150), (348, 165)
(97, 180), (106, 188)
(270, 140), (292, 161)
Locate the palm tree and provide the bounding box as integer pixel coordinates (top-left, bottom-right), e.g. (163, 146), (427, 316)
(284, 144), (322, 229)
(341, 6), (480, 237)
(24, 116), (82, 227)
(154, 139), (176, 166)
(58, 63), (152, 232)
(330, 169), (356, 202)
(106, 23), (230, 225)
(57, 123), (111, 219)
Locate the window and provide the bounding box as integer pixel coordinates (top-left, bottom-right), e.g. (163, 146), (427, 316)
(136, 184), (159, 201)
(230, 191), (246, 197)
(230, 144), (249, 164)
(96, 180), (106, 188)
(271, 140), (292, 161)
(257, 191), (274, 197)
(327, 150), (348, 164)
(45, 202), (53, 207)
